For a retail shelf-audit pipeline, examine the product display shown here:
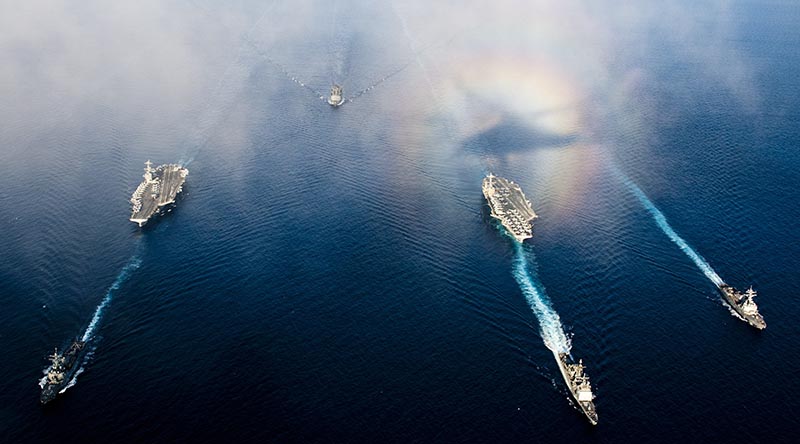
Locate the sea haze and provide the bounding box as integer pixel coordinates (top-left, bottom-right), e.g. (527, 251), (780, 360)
(1, 0), (799, 442)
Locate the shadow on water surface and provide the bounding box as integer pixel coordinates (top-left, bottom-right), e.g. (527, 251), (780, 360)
(462, 114), (577, 158)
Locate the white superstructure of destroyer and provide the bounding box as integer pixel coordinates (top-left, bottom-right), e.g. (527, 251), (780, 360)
(482, 174), (538, 242)
(328, 84), (345, 107)
(130, 160), (188, 227)
(718, 284), (766, 329)
(554, 351), (598, 425)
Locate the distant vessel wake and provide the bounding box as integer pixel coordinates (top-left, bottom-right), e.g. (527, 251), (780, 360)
(390, 1), (438, 101)
(614, 167), (725, 287)
(178, 1), (282, 166)
(82, 254), (143, 342)
(511, 242), (572, 353)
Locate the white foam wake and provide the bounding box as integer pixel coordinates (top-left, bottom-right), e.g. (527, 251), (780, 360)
(81, 256), (143, 343)
(178, 155), (195, 168)
(615, 167), (725, 287)
(40, 254), (141, 395)
(511, 242), (572, 353)
(59, 366), (85, 394)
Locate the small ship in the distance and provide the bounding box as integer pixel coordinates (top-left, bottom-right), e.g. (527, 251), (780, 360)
(482, 174), (538, 242)
(718, 284), (766, 329)
(130, 160), (188, 227)
(554, 351), (598, 425)
(328, 84), (345, 107)
(40, 339), (85, 404)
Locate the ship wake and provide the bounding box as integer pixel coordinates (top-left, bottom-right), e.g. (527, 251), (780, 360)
(40, 254), (142, 396)
(59, 365), (86, 394)
(511, 242), (571, 354)
(348, 16), (456, 104)
(250, 47), (328, 102)
(722, 300), (747, 322)
(390, 1), (439, 102)
(81, 255), (143, 342)
(178, 155), (195, 168)
(327, 0), (353, 86)
(346, 60), (415, 103)
(614, 166), (725, 288)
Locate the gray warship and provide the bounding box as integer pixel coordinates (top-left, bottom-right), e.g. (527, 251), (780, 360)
(328, 84), (345, 107)
(482, 174), (538, 242)
(554, 351), (598, 425)
(718, 284), (766, 329)
(40, 340), (85, 404)
(130, 160), (188, 226)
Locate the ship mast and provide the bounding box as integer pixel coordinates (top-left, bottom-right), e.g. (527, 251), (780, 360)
(49, 348), (62, 366)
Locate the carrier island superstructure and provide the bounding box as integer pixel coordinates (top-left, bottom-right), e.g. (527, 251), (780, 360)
(130, 161), (188, 226)
(482, 174), (598, 425)
(718, 284), (766, 329)
(481, 174), (538, 242)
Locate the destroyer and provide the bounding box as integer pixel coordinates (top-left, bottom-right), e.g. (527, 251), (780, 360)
(328, 84), (345, 107)
(482, 174), (538, 242)
(554, 351), (598, 425)
(130, 160), (188, 226)
(718, 284), (766, 329)
(40, 340), (85, 404)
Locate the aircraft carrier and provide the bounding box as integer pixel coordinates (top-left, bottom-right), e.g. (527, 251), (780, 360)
(40, 339), (85, 404)
(130, 161), (188, 227)
(554, 351), (598, 425)
(718, 284), (766, 329)
(482, 174), (538, 242)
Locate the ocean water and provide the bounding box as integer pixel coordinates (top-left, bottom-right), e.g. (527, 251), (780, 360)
(1, 0), (799, 442)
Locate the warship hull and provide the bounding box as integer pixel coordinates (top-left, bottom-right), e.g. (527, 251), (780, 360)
(40, 340), (85, 404)
(130, 162), (188, 227)
(482, 174), (537, 242)
(328, 85), (345, 107)
(554, 351), (598, 425)
(718, 285), (766, 329)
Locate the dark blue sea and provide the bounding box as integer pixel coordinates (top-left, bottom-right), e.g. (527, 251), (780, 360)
(2, 0), (799, 442)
